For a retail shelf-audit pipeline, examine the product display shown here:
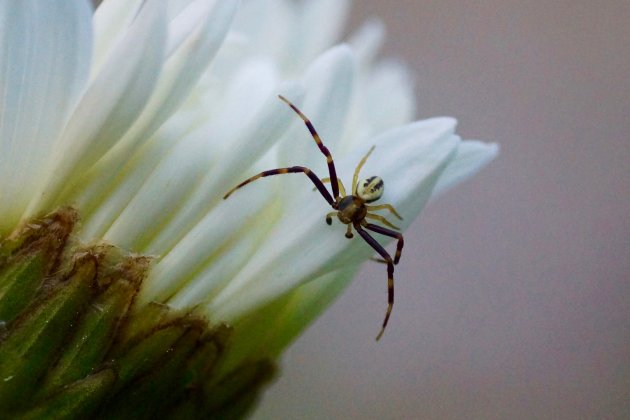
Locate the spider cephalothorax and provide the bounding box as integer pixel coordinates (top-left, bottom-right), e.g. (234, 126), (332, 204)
(224, 95), (405, 340)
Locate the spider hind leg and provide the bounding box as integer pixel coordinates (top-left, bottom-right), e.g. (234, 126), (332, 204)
(355, 223), (395, 341)
(365, 223), (404, 264)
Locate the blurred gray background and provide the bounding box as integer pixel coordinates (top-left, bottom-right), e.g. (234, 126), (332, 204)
(254, 1), (629, 419)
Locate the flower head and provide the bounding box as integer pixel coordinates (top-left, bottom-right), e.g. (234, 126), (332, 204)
(0, 0), (497, 416)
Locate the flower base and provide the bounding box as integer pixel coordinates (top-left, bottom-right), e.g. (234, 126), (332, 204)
(0, 208), (275, 419)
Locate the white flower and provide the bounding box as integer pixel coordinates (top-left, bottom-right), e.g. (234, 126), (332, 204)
(0, 0), (497, 367)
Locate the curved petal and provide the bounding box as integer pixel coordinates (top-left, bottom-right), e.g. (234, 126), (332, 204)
(138, 183), (271, 305)
(102, 131), (213, 250)
(147, 80), (302, 254)
(92, 0), (144, 72)
(167, 234), (261, 310)
(0, 0), (92, 232)
(27, 0), (168, 218)
(231, 0), (294, 64)
(278, 44), (355, 173)
(71, 0), (239, 222)
(292, 0), (350, 69)
(100, 0), (239, 165)
(348, 18), (385, 66)
(432, 140), (500, 196)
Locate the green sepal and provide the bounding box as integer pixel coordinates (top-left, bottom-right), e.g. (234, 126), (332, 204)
(181, 332), (223, 388)
(0, 252), (46, 324)
(112, 301), (171, 349)
(0, 207), (77, 261)
(203, 360), (276, 416)
(100, 327), (202, 419)
(0, 254), (98, 410)
(16, 369), (117, 420)
(0, 208), (277, 418)
(0, 207), (78, 324)
(113, 321), (190, 389)
(38, 274), (141, 395)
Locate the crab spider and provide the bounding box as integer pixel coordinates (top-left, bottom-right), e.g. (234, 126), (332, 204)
(223, 95), (405, 340)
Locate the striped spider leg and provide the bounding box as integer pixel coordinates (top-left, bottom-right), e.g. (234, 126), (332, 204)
(223, 95), (405, 340)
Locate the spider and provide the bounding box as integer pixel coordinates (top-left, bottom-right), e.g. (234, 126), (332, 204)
(223, 95), (405, 340)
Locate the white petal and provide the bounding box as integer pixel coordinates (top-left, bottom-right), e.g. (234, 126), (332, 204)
(210, 118), (459, 321)
(78, 119), (193, 240)
(102, 131), (212, 251)
(147, 80), (302, 254)
(26, 0), (168, 217)
(71, 0), (238, 218)
(357, 118), (460, 220)
(166, 0), (218, 56)
(79, 61), (281, 243)
(348, 18), (385, 66)
(0, 0), (92, 231)
(106, 0), (239, 161)
(278, 44), (355, 173)
(363, 61), (416, 135)
(138, 184), (271, 305)
(92, 0), (144, 72)
(338, 60), (416, 155)
(231, 0), (295, 65)
(432, 140), (500, 196)
(167, 235), (259, 310)
(293, 0), (350, 69)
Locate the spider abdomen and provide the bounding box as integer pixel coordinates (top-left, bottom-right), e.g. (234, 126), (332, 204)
(337, 195), (367, 224)
(356, 176), (384, 203)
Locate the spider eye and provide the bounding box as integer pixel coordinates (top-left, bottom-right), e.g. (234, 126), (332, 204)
(356, 176), (384, 203)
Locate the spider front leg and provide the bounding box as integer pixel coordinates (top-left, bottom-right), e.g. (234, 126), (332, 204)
(366, 203), (403, 220)
(365, 213), (400, 231)
(354, 223), (395, 341)
(223, 166), (334, 206)
(318, 177), (347, 197)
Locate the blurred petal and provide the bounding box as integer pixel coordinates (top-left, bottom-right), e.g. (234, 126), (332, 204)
(92, 0), (144, 72)
(0, 0), (92, 231)
(348, 18), (385, 66)
(278, 44), (355, 172)
(296, 0), (350, 68)
(433, 140), (500, 195)
(27, 0), (168, 216)
(73, 0), (239, 222)
(138, 184), (271, 304)
(147, 80), (302, 254)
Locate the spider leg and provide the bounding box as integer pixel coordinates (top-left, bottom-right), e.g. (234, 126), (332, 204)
(366, 203), (403, 220)
(352, 145), (376, 194)
(345, 224), (353, 238)
(354, 223), (394, 341)
(364, 223), (404, 264)
(223, 166), (334, 206)
(325, 211), (336, 225)
(365, 213), (400, 230)
(278, 95), (341, 200)
(316, 177), (347, 197)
